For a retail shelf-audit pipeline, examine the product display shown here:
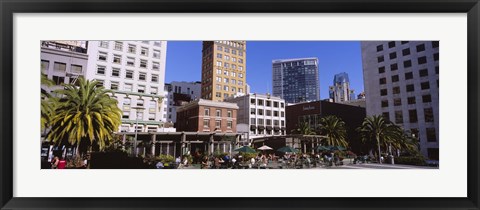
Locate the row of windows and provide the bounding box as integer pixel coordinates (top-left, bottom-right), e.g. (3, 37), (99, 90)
(215, 60), (244, 69)
(379, 68), (436, 84)
(382, 107), (435, 124)
(96, 66), (159, 82)
(250, 98), (285, 108)
(250, 108), (285, 117)
(203, 108), (233, 118)
(381, 94), (433, 108)
(215, 84), (244, 93)
(95, 80), (159, 94)
(99, 41), (162, 52)
(379, 81), (436, 96)
(215, 41), (245, 52)
(214, 91), (244, 99)
(97, 52), (161, 70)
(250, 118), (285, 126)
(41, 60), (83, 74)
(376, 41), (439, 52)
(203, 119), (233, 129)
(383, 112), (437, 142)
(377, 53), (439, 65)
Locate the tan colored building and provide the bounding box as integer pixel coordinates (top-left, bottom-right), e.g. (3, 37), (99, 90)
(201, 41), (247, 102)
(176, 99), (239, 133)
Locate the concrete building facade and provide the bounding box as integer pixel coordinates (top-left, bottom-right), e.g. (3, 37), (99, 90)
(165, 81), (202, 123)
(272, 57), (319, 103)
(200, 41), (247, 102)
(361, 41), (439, 160)
(226, 93), (286, 142)
(85, 41), (169, 133)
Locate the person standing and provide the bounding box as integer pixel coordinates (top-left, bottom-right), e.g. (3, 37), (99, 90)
(51, 156), (59, 169)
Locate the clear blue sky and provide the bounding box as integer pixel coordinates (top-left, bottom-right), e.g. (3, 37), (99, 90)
(165, 41), (364, 99)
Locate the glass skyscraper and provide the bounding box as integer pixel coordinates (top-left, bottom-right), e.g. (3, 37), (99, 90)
(272, 57), (319, 103)
(329, 72), (355, 102)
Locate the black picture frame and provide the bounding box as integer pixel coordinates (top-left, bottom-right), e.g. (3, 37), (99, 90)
(1, 0), (479, 209)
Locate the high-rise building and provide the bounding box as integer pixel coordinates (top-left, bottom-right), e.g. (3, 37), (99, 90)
(201, 41), (247, 102)
(361, 41), (439, 160)
(329, 72), (355, 102)
(272, 58), (319, 103)
(85, 41), (169, 133)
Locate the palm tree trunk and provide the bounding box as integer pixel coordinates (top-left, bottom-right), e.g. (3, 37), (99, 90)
(376, 134), (381, 164)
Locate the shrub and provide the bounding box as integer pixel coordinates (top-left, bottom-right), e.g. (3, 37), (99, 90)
(156, 154), (174, 164)
(395, 156), (426, 166)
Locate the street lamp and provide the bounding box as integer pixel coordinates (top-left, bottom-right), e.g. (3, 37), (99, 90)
(132, 106), (145, 157)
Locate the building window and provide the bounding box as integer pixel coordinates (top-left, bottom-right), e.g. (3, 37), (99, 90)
(216, 110), (221, 117)
(391, 75), (399, 82)
(250, 118), (256, 125)
(250, 108), (255, 115)
(227, 121), (232, 129)
(406, 84), (414, 92)
(390, 63), (398, 71)
(215, 120), (221, 128)
(258, 109), (264, 115)
(421, 82), (430, 90)
(140, 59), (147, 68)
(266, 110), (272, 116)
(422, 94), (432, 103)
(381, 100), (388, 107)
(148, 101), (156, 113)
(376, 44), (383, 52)
(71, 64), (82, 74)
(95, 80), (104, 87)
(432, 41), (439, 48)
(98, 52), (107, 61)
(273, 101), (279, 107)
(435, 66), (439, 74)
(224, 48), (230, 53)
(377, 56), (384, 63)
(378, 66), (385, 74)
(124, 83), (132, 92)
(266, 100), (271, 107)
(153, 50), (161, 59)
(403, 60), (412, 68)
(395, 111), (403, 124)
(424, 108), (434, 122)
(281, 111), (285, 117)
(52, 76), (65, 85)
(409, 109), (418, 123)
(405, 72), (413, 80)
(113, 54), (122, 64)
(151, 74), (158, 82)
(434, 53), (439, 61)
(204, 119), (210, 128)
(401, 41), (409, 44)
(139, 73), (146, 81)
(126, 70), (133, 79)
(53, 62), (66, 72)
(416, 44), (425, 52)
(239, 66), (243, 71)
(258, 119), (264, 125)
(274, 111), (279, 117)
(380, 89), (388, 96)
(426, 128), (437, 142)
(126, 57), (135, 66)
(419, 69), (428, 77)
(225, 55), (230, 61)
(136, 99), (144, 107)
(140, 47), (148, 56)
(402, 48), (410, 56)
(122, 111), (130, 119)
(394, 98), (401, 106)
(258, 99), (264, 106)
(227, 111), (232, 118)
(114, 41), (123, 51)
(41, 60), (49, 72)
(392, 86), (400, 94)
(407, 97), (416, 104)
(99, 41), (109, 48)
(152, 62), (160, 71)
(239, 73), (243, 78)
(150, 87), (158, 95)
(128, 44), (136, 54)
(223, 85), (229, 91)
(418, 56), (427, 64)
(281, 102), (284, 108)
(216, 61), (222, 66)
(96, 65), (106, 75)
(137, 85), (145, 93)
(110, 82), (119, 90)
(389, 52), (397, 59)
(153, 41), (161, 47)
(388, 41), (395, 48)
(382, 112), (390, 122)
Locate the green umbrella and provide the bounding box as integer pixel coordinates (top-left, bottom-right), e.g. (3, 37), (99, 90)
(315, 145), (330, 152)
(330, 146), (346, 151)
(234, 146), (256, 153)
(277, 146), (299, 153)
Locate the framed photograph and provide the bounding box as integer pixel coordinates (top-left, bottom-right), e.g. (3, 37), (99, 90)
(1, 0), (479, 209)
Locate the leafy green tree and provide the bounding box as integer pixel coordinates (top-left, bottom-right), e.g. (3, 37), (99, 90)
(318, 115), (348, 147)
(46, 77), (122, 156)
(357, 115), (401, 163)
(41, 73), (56, 131)
(293, 121), (316, 135)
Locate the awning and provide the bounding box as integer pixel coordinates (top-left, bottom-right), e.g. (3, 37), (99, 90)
(266, 126), (273, 131)
(274, 126), (280, 131)
(258, 125), (265, 130)
(250, 125), (257, 130)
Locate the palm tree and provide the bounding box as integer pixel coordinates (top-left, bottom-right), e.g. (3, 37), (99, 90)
(293, 121), (316, 135)
(46, 77), (122, 156)
(357, 115), (403, 163)
(41, 73), (56, 131)
(318, 115), (348, 147)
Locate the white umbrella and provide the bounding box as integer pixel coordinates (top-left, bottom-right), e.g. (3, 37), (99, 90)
(257, 145), (273, 151)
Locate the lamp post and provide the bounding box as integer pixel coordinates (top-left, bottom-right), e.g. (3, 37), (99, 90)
(132, 106), (145, 157)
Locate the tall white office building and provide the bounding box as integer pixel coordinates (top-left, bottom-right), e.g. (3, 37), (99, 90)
(361, 41), (439, 160)
(85, 41), (168, 132)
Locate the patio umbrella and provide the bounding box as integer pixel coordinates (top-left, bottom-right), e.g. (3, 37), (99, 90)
(277, 146), (299, 153)
(257, 145), (273, 151)
(330, 146), (346, 151)
(315, 145), (330, 152)
(234, 146), (256, 153)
